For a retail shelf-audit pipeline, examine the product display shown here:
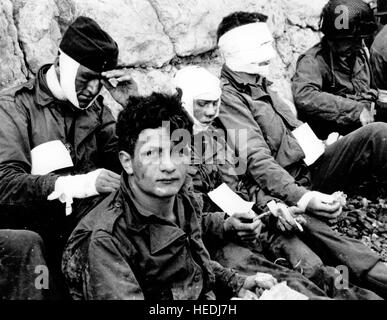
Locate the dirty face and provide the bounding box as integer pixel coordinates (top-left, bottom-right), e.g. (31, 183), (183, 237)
(74, 65), (103, 109)
(122, 126), (190, 199)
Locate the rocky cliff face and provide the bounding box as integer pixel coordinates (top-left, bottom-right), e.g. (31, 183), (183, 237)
(0, 0), (328, 116)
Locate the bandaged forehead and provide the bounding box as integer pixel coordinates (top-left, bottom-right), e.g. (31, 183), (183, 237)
(174, 66), (221, 105)
(218, 22), (273, 55)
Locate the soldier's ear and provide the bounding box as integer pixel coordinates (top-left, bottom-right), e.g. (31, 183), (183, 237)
(119, 150), (134, 175)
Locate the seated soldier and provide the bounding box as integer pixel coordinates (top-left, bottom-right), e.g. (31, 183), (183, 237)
(292, 0), (378, 139)
(0, 16), (136, 300)
(61, 92), (280, 300)
(370, 0), (387, 121)
(216, 10), (387, 299)
(174, 65), (383, 300)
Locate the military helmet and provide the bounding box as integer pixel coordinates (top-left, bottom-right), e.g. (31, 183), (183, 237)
(320, 0), (377, 38)
(376, 0), (387, 16)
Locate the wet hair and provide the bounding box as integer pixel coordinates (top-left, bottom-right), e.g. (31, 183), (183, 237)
(216, 11), (268, 42)
(116, 91), (193, 156)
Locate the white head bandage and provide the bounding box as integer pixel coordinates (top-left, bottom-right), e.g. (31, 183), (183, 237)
(59, 49), (81, 109)
(174, 66), (222, 134)
(218, 22), (276, 77)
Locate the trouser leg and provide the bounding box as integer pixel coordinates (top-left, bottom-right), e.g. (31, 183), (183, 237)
(311, 122), (387, 193)
(211, 242), (329, 299)
(267, 229), (382, 299)
(364, 262), (387, 299)
(0, 230), (48, 300)
(298, 215), (387, 298)
(267, 234), (324, 280)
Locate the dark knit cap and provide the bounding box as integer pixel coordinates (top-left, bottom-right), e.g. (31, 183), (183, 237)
(59, 16), (119, 72)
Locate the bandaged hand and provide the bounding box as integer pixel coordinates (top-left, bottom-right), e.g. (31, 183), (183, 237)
(243, 272), (278, 291)
(224, 211), (262, 244)
(48, 169), (120, 215)
(298, 191), (343, 222)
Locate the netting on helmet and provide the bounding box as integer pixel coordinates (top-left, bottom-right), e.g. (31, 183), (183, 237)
(320, 0), (377, 38)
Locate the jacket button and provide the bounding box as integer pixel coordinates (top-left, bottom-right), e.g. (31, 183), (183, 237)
(114, 202), (121, 208)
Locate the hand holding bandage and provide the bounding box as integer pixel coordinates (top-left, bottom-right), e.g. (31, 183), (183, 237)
(298, 191), (346, 223)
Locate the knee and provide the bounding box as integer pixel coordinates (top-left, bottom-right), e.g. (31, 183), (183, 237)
(0, 230), (44, 254)
(364, 122), (387, 141)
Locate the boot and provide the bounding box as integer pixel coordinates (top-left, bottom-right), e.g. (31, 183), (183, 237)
(364, 261), (387, 299)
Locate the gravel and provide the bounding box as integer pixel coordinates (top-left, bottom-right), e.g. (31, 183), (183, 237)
(332, 195), (387, 262)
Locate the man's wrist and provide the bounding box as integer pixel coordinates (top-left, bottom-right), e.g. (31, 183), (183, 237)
(297, 191), (316, 212)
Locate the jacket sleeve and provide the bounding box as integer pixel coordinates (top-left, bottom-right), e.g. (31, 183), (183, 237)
(86, 235), (144, 300)
(201, 211), (227, 247)
(219, 90), (308, 206)
(292, 55), (365, 128)
(370, 49), (387, 118)
(0, 99), (58, 208)
(96, 103), (121, 174)
(184, 169), (228, 246)
(210, 259), (246, 298)
(370, 47), (387, 91)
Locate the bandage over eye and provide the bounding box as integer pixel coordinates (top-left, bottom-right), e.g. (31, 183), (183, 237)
(174, 66), (221, 133)
(218, 22), (276, 76)
(59, 49), (81, 108)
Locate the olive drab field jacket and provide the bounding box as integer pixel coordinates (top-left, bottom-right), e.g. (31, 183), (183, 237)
(218, 65), (311, 210)
(62, 176), (245, 300)
(0, 64), (120, 235)
(292, 42), (377, 139)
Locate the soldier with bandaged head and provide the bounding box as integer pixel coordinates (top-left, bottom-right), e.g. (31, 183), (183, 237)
(0, 16), (137, 299)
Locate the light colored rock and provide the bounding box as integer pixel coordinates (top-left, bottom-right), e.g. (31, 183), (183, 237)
(0, 0), (329, 102)
(101, 67), (177, 119)
(149, 0), (269, 56)
(56, 0), (175, 67)
(275, 25), (321, 82)
(283, 0), (328, 29)
(17, 0), (62, 73)
(0, 0), (27, 88)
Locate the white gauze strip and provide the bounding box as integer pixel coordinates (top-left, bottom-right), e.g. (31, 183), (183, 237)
(174, 66), (221, 132)
(218, 22), (275, 74)
(59, 49), (80, 108)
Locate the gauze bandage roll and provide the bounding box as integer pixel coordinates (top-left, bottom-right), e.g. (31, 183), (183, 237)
(218, 22), (276, 77)
(174, 66), (222, 134)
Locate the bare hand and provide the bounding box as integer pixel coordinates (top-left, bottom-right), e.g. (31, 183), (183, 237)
(243, 272), (278, 291)
(101, 69), (138, 106)
(224, 211), (262, 244)
(306, 191), (342, 220)
(360, 103), (375, 126)
(95, 169), (121, 194)
(273, 204), (306, 233)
